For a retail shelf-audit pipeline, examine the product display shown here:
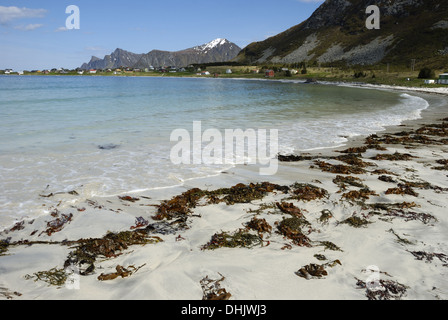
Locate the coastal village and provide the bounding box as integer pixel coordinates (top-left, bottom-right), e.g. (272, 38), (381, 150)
(1, 66), (448, 87)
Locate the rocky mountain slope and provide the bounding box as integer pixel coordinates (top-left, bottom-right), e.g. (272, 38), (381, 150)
(81, 39), (241, 70)
(134, 38), (241, 69)
(81, 49), (143, 70)
(236, 0), (448, 69)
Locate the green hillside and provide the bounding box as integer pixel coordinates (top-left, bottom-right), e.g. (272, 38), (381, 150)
(236, 0), (448, 71)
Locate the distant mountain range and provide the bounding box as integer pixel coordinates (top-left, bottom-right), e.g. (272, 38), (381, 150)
(80, 38), (241, 70)
(236, 0), (448, 69)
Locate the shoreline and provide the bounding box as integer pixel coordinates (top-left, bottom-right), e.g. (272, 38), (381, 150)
(5, 73), (448, 96)
(0, 81), (447, 300)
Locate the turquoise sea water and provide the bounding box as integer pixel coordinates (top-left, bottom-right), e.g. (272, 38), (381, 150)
(0, 75), (429, 228)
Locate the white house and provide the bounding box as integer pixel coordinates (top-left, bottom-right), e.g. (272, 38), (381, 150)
(424, 79), (436, 84)
(77, 70), (84, 75)
(226, 69), (233, 74)
(438, 73), (448, 85)
(89, 69), (97, 74)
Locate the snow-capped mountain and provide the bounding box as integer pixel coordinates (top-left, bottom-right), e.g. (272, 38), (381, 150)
(80, 39), (241, 70)
(193, 38), (235, 53)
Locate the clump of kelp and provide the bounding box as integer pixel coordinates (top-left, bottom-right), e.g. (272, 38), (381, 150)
(201, 229), (263, 250)
(40, 212), (73, 237)
(278, 119), (448, 174)
(97, 264), (146, 281)
(342, 188), (378, 201)
(407, 250), (448, 267)
(313, 160), (367, 175)
(276, 202), (304, 217)
(371, 152), (415, 161)
(356, 276), (409, 300)
(0, 286), (22, 300)
(153, 182), (290, 221)
(362, 202), (437, 225)
(364, 120), (448, 146)
(13, 228), (163, 287)
(276, 216), (312, 247)
(335, 153), (375, 168)
(339, 215), (371, 228)
(333, 175), (367, 190)
(200, 274), (232, 300)
(64, 230), (162, 276)
(289, 183), (329, 201)
(25, 267), (69, 287)
(432, 159), (448, 171)
(0, 239), (10, 256)
(386, 184), (419, 197)
(295, 260), (341, 280)
(245, 217), (273, 235)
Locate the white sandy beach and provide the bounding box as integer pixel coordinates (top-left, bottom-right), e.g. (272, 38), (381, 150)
(0, 82), (447, 301)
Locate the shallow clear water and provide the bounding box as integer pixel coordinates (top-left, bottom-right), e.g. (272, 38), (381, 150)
(0, 75), (429, 228)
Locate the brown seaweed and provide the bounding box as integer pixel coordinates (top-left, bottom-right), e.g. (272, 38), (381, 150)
(0, 287), (22, 300)
(201, 229), (263, 250)
(385, 184), (419, 197)
(245, 217), (272, 234)
(289, 183), (329, 201)
(118, 196), (140, 203)
(25, 267), (69, 287)
(64, 230), (162, 275)
(333, 175), (366, 189)
(295, 260), (341, 280)
(276, 217), (312, 247)
(200, 274), (232, 301)
(336, 153), (375, 167)
(407, 251), (448, 266)
(276, 202), (304, 217)
(342, 188), (378, 201)
(154, 182), (289, 221)
(356, 278), (408, 300)
(371, 152), (415, 161)
(97, 264), (146, 281)
(277, 154), (316, 162)
(378, 175), (397, 183)
(313, 160), (366, 175)
(318, 209), (333, 226)
(340, 215), (371, 228)
(381, 210), (437, 224)
(338, 146), (368, 154)
(40, 213), (73, 236)
(130, 216), (150, 230)
(0, 239), (10, 256)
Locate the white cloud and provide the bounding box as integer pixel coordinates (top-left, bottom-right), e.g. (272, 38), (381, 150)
(14, 23), (44, 31)
(0, 6), (47, 24)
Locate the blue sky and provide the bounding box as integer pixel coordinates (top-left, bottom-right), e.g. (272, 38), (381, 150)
(0, 0), (324, 70)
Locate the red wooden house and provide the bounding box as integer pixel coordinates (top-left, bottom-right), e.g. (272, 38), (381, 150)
(265, 70), (274, 78)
